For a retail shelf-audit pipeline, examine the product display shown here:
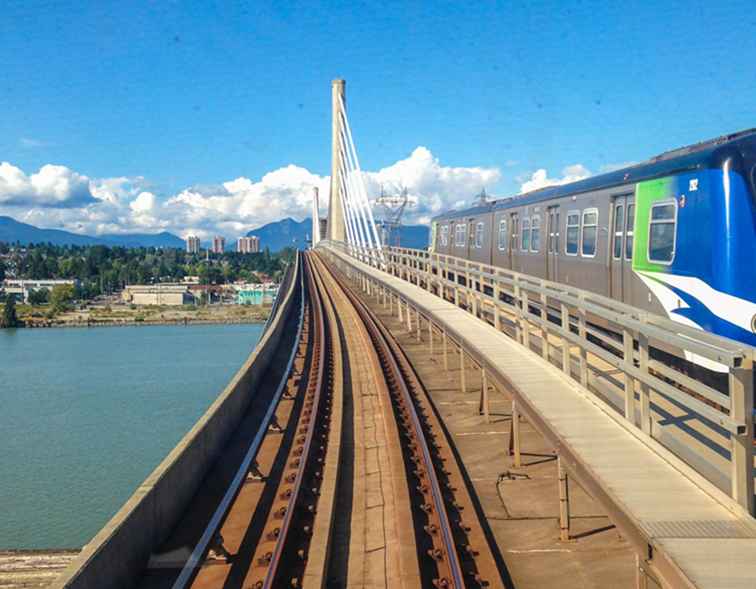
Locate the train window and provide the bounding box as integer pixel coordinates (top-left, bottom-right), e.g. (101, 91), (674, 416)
(440, 225), (449, 247)
(497, 220), (507, 251)
(521, 218), (531, 251)
(565, 212), (580, 255)
(581, 209), (598, 257)
(455, 224), (467, 247)
(530, 215), (541, 252)
(625, 204), (635, 260)
(613, 205), (624, 260)
(475, 222), (484, 248)
(648, 201), (677, 264)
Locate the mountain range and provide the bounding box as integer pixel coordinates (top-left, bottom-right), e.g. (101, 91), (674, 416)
(246, 218), (430, 251)
(0, 215), (430, 252)
(0, 216), (185, 248)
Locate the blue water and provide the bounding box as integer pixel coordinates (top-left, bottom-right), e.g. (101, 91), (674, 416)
(0, 323), (264, 549)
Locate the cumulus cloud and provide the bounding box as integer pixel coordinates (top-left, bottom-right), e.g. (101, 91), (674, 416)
(519, 164), (591, 194)
(363, 147), (500, 224)
(0, 162), (96, 208)
(0, 147), (501, 239)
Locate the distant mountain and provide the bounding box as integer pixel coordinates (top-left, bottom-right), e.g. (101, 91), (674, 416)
(0, 215), (184, 248)
(0, 216), (102, 246)
(246, 217), (429, 252)
(99, 232), (184, 248)
(246, 217), (311, 251)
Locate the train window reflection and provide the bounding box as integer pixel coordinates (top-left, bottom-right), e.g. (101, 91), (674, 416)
(613, 205), (624, 260)
(521, 218), (531, 251)
(648, 201), (676, 264)
(565, 212), (580, 255)
(475, 222), (484, 248)
(497, 220), (507, 250)
(581, 208), (598, 257)
(530, 215), (541, 252)
(455, 223), (466, 247)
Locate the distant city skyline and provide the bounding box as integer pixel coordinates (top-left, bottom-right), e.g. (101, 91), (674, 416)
(1, 2), (754, 239)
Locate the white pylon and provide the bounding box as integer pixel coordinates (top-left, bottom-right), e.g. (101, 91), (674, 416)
(311, 187), (321, 246)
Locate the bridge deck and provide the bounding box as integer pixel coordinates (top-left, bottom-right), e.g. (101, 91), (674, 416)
(327, 247), (756, 589)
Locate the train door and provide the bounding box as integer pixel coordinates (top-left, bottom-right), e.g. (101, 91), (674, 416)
(610, 194), (634, 303)
(546, 205), (560, 282)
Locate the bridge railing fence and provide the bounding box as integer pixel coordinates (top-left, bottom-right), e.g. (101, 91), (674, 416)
(323, 240), (755, 516)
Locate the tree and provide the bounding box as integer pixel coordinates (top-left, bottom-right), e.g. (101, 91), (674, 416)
(50, 284), (75, 313)
(0, 259), (5, 283)
(27, 288), (49, 305)
(1, 297), (20, 328)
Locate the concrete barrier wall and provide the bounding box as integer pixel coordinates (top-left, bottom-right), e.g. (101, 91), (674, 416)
(51, 253), (302, 589)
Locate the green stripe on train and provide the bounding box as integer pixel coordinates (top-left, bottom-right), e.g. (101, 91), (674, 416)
(632, 176), (675, 274)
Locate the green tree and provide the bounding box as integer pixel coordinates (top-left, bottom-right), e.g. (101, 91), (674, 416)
(50, 284), (75, 313)
(0, 259), (5, 282)
(27, 288), (50, 305)
(1, 297), (20, 328)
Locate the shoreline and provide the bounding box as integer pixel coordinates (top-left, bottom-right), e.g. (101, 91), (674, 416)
(17, 317), (268, 329)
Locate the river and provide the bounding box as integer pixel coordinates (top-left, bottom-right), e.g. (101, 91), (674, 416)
(0, 323), (264, 549)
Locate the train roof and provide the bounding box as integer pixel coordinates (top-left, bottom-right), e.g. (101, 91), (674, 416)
(432, 128), (756, 222)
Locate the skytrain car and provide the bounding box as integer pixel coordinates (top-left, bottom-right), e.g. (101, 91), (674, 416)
(430, 129), (756, 369)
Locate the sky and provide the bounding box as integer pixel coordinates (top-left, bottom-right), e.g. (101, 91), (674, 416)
(1, 1), (755, 239)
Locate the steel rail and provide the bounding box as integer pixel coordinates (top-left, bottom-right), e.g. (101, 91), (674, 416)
(250, 255), (330, 589)
(325, 261), (467, 588)
(170, 259), (305, 589)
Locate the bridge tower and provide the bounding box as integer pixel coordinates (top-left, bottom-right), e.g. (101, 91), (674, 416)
(327, 79), (346, 242)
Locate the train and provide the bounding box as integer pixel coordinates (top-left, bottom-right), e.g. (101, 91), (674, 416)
(429, 129), (756, 372)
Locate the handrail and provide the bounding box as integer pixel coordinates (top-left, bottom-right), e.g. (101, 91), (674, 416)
(319, 241), (755, 515)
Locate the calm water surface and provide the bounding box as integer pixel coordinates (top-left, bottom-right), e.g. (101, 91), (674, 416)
(0, 323), (263, 548)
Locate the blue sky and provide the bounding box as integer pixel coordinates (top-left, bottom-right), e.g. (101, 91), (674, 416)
(1, 1), (755, 237)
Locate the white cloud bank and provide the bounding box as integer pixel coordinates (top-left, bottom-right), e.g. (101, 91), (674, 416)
(0, 148), (501, 239)
(518, 164), (592, 193)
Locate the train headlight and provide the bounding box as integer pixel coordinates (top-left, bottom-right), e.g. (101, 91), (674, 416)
(752, 314), (756, 334)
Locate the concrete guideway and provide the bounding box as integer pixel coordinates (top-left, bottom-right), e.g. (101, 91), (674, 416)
(321, 244), (756, 589)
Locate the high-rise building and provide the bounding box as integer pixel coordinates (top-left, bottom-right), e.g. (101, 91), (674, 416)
(186, 235), (201, 254)
(236, 236), (260, 254)
(211, 236), (226, 254)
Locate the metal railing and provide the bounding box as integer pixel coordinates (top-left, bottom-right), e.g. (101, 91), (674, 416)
(321, 241), (756, 516)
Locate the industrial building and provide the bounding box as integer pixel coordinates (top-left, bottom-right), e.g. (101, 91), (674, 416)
(3, 279), (79, 303)
(236, 236), (260, 254)
(121, 284), (195, 306)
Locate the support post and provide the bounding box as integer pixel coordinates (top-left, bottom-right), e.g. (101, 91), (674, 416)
(510, 399), (521, 467)
(521, 290), (530, 349)
(494, 278), (501, 331)
(638, 327), (652, 436)
(730, 358), (755, 515)
(480, 366), (490, 423)
(443, 329), (449, 372)
(428, 320), (434, 355)
(636, 554), (649, 589)
(622, 329), (635, 424)
(558, 456), (570, 542)
(577, 293), (588, 387)
(460, 346), (467, 393)
(540, 288), (549, 361)
(560, 303), (571, 377)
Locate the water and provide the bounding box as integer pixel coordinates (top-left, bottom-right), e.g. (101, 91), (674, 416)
(0, 323), (264, 549)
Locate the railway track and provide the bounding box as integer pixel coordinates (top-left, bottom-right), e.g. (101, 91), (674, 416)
(143, 252), (503, 589)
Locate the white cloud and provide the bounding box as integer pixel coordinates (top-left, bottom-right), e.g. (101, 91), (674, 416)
(363, 147), (500, 222)
(519, 164), (591, 193)
(0, 162), (96, 208)
(0, 147), (501, 239)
